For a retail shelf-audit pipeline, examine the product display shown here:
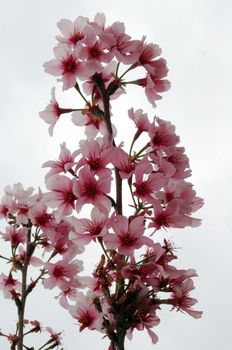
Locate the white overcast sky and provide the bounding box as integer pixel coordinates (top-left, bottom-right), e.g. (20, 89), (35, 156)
(0, 0), (232, 349)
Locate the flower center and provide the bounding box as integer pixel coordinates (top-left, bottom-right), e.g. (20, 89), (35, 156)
(85, 184), (97, 198)
(69, 32), (84, 45)
(62, 55), (77, 73)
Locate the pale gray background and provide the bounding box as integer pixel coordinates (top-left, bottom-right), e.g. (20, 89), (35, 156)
(0, 0), (231, 349)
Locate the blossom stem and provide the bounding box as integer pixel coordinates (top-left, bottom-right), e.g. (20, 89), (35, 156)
(134, 142), (150, 159)
(92, 73), (122, 215)
(74, 82), (89, 105)
(119, 65), (135, 80)
(0, 254), (11, 261)
(98, 238), (111, 262)
(116, 62), (120, 78)
(17, 227), (35, 350)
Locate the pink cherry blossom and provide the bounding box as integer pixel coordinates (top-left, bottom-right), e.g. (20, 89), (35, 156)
(72, 107), (108, 140)
(110, 147), (135, 179)
(149, 199), (201, 232)
(156, 179), (204, 215)
(44, 259), (83, 290)
(39, 87), (66, 136)
(166, 147), (192, 179)
(105, 21), (141, 64)
(139, 72), (171, 106)
(170, 278), (203, 319)
(0, 273), (21, 299)
(75, 138), (112, 177)
(79, 25), (115, 65)
(56, 16), (88, 47)
(43, 142), (78, 178)
(128, 108), (150, 135)
(0, 194), (12, 219)
(44, 175), (77, 217)
(137, 42), (162, 74)
(43, 44), (92, 90)
(133, 157), (166, 203)
(1, 226), (27, 248)
(149, 199), (185, 231)
(69, 292), (103, 332)
(104, 215), (153, 256)
(149, 117), (180, 152)
(70, 206), (109, 245)
(89, 13), (106, 35)
(29, 202), (53, 229)
(73, 166), (111, 213)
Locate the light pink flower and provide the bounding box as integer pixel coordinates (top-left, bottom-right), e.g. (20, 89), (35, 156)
(0, 273), (21, 299)
(39, 88), (73, 136)
(128, 108), (150, 136)
(73, 166), (111, 213)
(44, 259), (83, 290)
(79, 25), (115, 64)
(69, 292), (103, 332)
(43, 142), (78, 178)
(43, 44), (92, 90)
(104, 215), (153, 256)
(30, 205), (52, 232)
(133, 157), (166, 203)
(149, 199), (185, 232)
(170, 279), (203, 319)
(72, 108), (108, 140)
(110, 147), (135, 179)
(0, 195), (12, 219)
(70, 206), (109, 245)
(149, 199), (201, 232)
(139, 72), (170, 106)
(166, 147), (192, 179)
(75, 138), (112, 177)
(105, 21), (141, 64)
(156, 179), (204, 215)
(148, 117), (180, 152)
(56, 16), (88, 47)
(137, 42), (162, 74)
(44, 175), (77, 216)
(1, 226), (27, 248)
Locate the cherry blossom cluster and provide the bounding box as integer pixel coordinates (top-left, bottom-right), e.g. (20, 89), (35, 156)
(0, 13), (203, 350)
(40, 12), (170, 136)
(0, 184), (71, 349)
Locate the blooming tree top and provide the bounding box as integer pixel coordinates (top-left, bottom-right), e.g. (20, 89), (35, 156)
(0, 13), (203, 350)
